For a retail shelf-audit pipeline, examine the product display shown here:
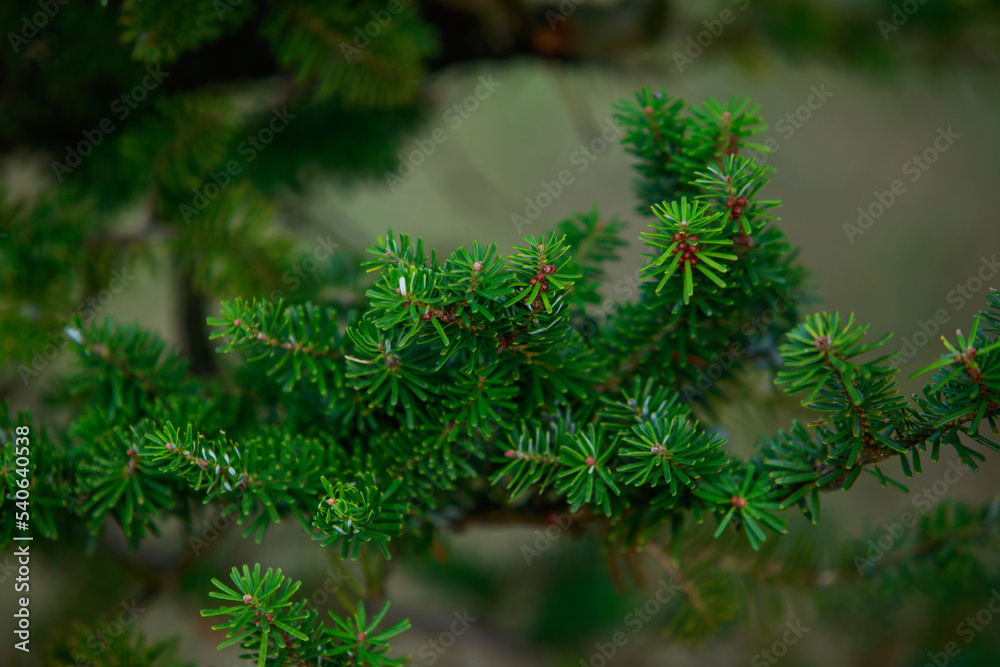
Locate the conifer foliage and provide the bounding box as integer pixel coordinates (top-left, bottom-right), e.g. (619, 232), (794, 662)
(4, 70), (1000, 666)
(0, 0), (436, 377)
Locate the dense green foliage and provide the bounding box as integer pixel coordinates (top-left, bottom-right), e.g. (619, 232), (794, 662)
(0, 0), (435, 378)
(3, 2), (1000, 665)
(4, 82), (1000, 664)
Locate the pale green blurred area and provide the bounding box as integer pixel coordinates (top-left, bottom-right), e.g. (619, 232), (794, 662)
(10, 33), (1000, 667)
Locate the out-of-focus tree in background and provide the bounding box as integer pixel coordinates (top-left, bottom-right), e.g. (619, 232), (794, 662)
(2, 1), (1000, 665)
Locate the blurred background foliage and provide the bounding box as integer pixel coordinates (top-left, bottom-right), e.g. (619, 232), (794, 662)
(1, 0), (1000, 665)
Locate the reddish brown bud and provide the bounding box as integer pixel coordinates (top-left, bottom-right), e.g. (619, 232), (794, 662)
(243, 594), (254, 605)
(689, 234), (699, 243)
(504, 450), (518, 458)
(730, 495), (747, 509)
(543, 264), (556, 274)
(472, 261), (483, 271)
(540, 283), (549, 292)
(422, 312), (432, 321)
(584, 456), (596, 467)
(529, 277), (537, 286)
